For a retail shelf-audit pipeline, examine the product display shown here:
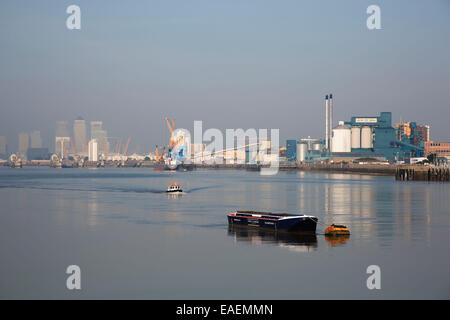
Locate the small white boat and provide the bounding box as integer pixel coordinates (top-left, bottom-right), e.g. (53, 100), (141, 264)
(167, 184), (183, 193)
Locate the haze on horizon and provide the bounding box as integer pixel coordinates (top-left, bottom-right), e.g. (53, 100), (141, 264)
(1, 0), (449, 153)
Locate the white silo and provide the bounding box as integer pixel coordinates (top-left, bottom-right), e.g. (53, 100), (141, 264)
(312, 141), (322, 151)
(331, 121), (351, 153)
(296, 142), (307, 163)
(351, 126), (361, 149)
(361, 126), (373, 149)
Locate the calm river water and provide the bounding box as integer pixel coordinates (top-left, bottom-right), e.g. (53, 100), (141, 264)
(0, 167), (449, 299)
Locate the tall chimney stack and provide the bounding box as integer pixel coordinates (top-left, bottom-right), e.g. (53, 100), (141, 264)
(325, 95), (329, 150)
(329, 93), (333, 151)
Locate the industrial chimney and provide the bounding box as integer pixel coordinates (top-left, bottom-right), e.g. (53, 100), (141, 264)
(329, 94), (333, 151)
(325, 95), (329, 150)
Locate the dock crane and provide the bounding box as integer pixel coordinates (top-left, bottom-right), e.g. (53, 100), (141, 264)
(165, 117), (176, 149)
(155, 145), (165, 162)
(165, 117), (185, 155)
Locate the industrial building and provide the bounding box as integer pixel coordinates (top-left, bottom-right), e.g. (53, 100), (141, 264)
(286, 140), (297, 160)
(338, 112), (424, 160)
(425, 141), (450, 158)
(286, 94), (427, 164)
(294, 137), (323, 163)
(396, 122), (430, 146)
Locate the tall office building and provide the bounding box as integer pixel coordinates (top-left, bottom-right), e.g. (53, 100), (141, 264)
(73, 117), (87, 154)
(0, 136), (7, 157)
(413, 125), (430, 146)
(30, 131), (42, 148)
(90, 121), (109, 154)
(90, 121), (103, 136)
(55, 121), (71, 156)
(56, 121), (70, 137)
(18, 132), (29, 155)
(88, 139), (98, 161)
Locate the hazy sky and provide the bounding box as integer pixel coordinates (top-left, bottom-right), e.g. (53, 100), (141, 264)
(1, 0), (449, 153)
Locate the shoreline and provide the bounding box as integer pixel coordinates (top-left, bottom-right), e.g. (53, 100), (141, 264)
(2, 161), (448, 181)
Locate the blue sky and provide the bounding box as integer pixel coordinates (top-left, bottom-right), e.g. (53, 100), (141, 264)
(1, 0), (449, 152)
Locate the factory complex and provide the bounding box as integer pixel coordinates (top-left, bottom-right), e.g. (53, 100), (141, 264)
(285, 94), (448, 165)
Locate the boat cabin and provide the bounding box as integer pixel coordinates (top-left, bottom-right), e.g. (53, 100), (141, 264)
(167, 184), (182, 192)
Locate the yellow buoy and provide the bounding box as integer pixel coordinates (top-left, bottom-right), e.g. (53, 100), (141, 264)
(325, 224), (350, 236)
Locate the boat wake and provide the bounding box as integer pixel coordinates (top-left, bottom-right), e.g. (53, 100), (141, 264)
(0, 182), (223, 195)
(0, 184), (168, 194)
(184, 185), (222, 193)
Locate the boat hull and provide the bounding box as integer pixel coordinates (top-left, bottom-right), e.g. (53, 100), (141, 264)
(227, 213), (317, 233)
(153, 164), (169, 171)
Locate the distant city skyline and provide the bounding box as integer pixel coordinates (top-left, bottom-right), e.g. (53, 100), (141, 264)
(1, 0), (449, 153)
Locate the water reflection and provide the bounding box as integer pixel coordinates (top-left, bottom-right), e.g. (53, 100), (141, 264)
(87, 191), (100, 227)
(294, 172), (378, 238)
(227, 226), (317, 252)
(325, 234), (350, 247)
(292, 172), (436, 244)
(1, 168), (449, 298)
(167, 192), (183, 199)
(165, 211), (184, 237)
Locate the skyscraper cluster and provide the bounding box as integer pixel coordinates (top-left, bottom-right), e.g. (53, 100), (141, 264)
(90, 121), (109, 155)
(3, 130), (46, 160)
(55, 117), (109, 158)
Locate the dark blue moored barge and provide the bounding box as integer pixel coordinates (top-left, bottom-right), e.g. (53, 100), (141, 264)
(227, 210), (318, 233)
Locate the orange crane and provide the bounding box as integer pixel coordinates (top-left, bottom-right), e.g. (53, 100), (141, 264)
(155, 145), (165, 162)
(165, 117), (176, 148)
(123, 138), (131, 155)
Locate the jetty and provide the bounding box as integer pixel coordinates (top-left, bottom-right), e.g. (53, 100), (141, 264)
(395, 166), (450, 182)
